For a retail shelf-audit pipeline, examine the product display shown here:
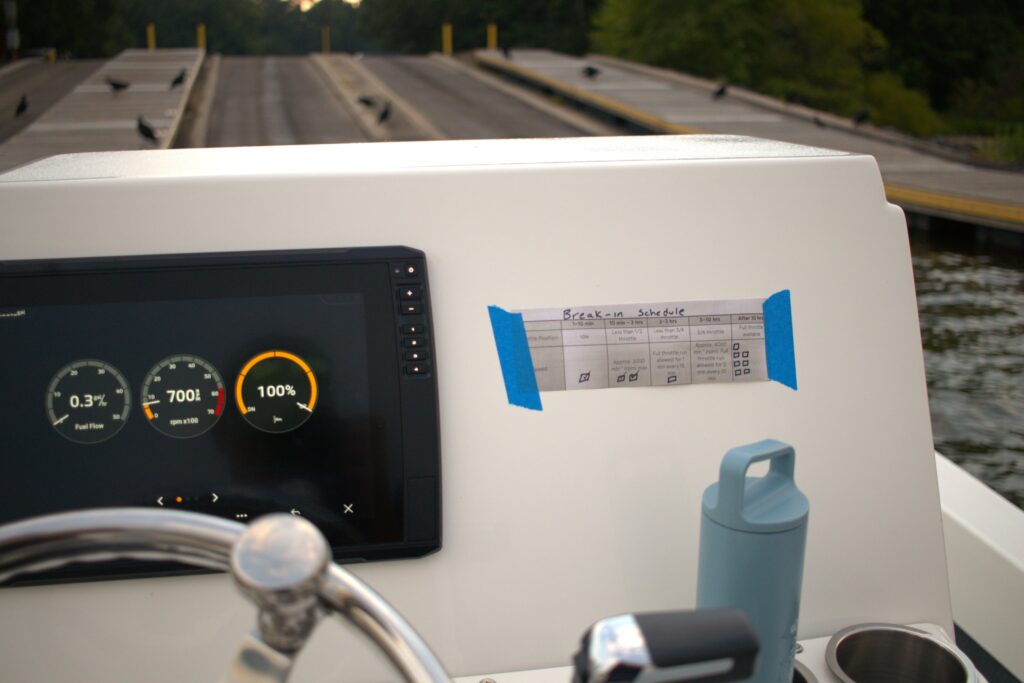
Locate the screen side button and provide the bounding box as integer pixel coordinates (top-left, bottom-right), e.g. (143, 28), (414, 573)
(400, 303), (422, 315)
(392, 263), (420, 278)
(404, 350), (429, 361)
(404, 363), (431, 376)
(397, 286), (422, 300)
(401, 323), (426, 335)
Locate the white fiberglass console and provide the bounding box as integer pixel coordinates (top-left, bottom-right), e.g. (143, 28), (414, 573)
(0, 136), (952, 682)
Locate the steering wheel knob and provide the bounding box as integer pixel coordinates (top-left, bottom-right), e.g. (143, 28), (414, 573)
(230, 513), (331, 653)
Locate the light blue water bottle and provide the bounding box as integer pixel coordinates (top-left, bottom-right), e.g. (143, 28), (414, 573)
(696, 439), (809, 683)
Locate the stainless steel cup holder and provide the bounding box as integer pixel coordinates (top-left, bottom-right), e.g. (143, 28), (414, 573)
(792, 659), (817, 683)
(826, 624), (977, 683)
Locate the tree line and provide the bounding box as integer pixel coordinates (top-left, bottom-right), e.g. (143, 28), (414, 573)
(591, 0), (1023, 140)
(5, 0), (1022, 145)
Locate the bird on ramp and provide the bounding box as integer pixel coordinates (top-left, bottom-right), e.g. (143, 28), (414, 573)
(137, 116), (158, 144)
(15, 94), (27, 117)
(170, 68), (186, 89)
(357, 95), (377, 107)
(377, 100), (392, 124)
(106, 76), (130, 92)
(581, 64), (601, 79)
(712, 83), (728, 100)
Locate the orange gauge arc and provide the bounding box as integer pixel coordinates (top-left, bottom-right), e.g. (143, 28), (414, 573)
(235, 351), (318, 415)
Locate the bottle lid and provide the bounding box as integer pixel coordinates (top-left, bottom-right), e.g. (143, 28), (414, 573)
(702, 439), (809, 533)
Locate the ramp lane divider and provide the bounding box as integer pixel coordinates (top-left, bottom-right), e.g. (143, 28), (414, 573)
(175, 53), (220, 148)
(158, 49), (206, 151)
(473, 51), (700, 135)
(429, 53), (622, 137)
(311, 54), (445, 142)
(309, 54), (386, 142)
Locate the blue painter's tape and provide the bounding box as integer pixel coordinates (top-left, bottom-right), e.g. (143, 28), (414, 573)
(763, 289), (797, 390)
(488, 305), (543, 411)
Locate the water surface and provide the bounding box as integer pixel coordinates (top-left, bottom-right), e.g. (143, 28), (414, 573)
(911, 228), (1024, 509)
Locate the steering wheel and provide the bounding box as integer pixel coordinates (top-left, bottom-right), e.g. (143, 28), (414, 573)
(0, 508), (451, 683)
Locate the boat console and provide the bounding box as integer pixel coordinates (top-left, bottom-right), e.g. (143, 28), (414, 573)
(0, 136), (980, 682)
(0, 247), (441, 581)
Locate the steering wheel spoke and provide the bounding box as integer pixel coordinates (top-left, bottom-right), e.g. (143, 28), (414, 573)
(0, 508), (452, 683)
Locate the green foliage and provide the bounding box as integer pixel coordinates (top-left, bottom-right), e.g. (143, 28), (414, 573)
(11, 0), (132, 57)
(592, 0), (951, 137)
(993, 125), (1024, 164)
(755, 0), (885, 112)
(592, 0), (890, 113)
(591, 0), (760, 82)
(862, 0), (1023, 112)
(864, 72), (943, 136)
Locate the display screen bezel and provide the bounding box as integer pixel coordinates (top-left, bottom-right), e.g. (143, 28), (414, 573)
(0, 247), (441, 584)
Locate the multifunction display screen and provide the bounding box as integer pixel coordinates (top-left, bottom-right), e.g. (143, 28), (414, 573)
(0, 247), (440, 581)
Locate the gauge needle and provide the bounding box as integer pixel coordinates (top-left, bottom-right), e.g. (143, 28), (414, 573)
(53, 414), (69, 426)
(142, 399), (161, 406)
(297, 402), (312, 412)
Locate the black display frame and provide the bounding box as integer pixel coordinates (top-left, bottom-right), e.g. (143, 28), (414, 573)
(0, 246), (441, 584)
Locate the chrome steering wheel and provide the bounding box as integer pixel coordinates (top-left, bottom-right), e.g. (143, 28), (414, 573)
(0, 508), (452, 683)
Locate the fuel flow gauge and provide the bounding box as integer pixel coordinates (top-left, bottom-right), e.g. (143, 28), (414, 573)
(235, 350), (318, 434)
(141, 355), (226, 438)
(46, 360), (131, 444)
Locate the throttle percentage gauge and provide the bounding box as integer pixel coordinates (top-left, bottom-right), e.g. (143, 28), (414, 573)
(46, 360), (131, 444)
(235, 350), (318, 434)
(140, 355), (225, 438)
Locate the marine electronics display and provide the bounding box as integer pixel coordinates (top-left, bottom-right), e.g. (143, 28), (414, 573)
(0, 247), (440, 581)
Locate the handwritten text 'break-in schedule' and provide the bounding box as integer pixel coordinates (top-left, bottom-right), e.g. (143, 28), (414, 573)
(519, 298), (767, 392)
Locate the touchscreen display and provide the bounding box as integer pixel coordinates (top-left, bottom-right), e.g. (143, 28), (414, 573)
(0, 248), (439, 580)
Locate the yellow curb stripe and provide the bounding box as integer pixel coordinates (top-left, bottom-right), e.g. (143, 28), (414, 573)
(884, 184), (1024, 227)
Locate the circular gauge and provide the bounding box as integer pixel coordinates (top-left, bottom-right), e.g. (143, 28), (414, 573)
(46, 360), (131, 444)
(141, 355), (226, 438)
(235, 350), (318, 434)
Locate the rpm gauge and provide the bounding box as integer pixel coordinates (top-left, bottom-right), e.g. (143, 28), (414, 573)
(141, 355), (226, 438)
(46, 360), (131, 444)
(235, 350), (318, 434)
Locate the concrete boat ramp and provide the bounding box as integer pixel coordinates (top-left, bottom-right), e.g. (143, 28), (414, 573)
(477, 49), (1024, 233)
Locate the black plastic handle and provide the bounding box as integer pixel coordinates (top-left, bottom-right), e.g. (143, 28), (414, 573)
(634, 608), (759, 682)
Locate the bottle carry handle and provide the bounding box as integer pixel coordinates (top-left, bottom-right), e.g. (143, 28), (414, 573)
(717, 439), (795, 514)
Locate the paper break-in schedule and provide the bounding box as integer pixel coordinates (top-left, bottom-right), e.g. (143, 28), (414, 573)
(519, 299), (768, 392)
